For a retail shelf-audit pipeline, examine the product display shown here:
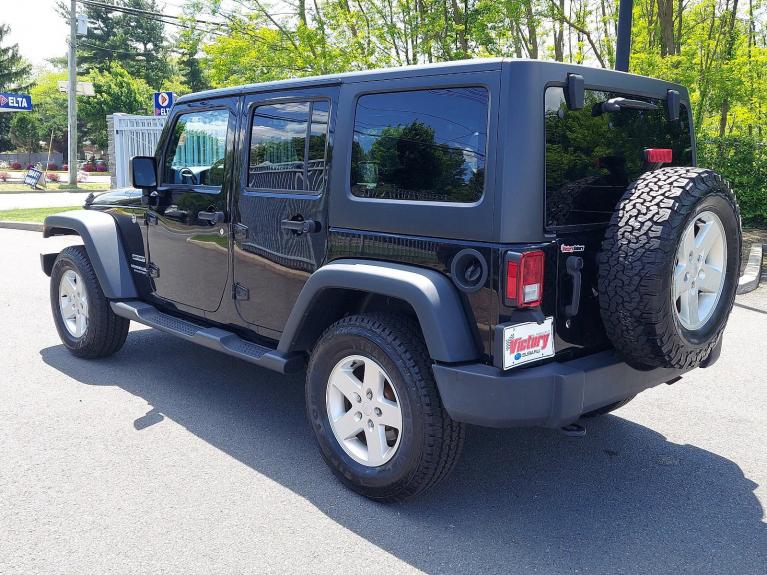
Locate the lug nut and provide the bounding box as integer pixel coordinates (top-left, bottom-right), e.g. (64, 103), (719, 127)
(353, 393), (361, 403)
(354, 411), (362, 421)
(374, 407), (382, 417)
(367, 419), (374, 430)
(366, 389), (373, 400)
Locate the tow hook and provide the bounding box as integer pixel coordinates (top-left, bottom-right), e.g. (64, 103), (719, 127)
(560, 423), (586, 437)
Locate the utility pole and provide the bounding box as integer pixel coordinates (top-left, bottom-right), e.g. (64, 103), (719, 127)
(68, 0), (78, 185)
(615, 0), (634, 72)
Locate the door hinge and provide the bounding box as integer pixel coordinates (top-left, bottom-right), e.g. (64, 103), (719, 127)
(233, 282), (249, 300)
(233, 223), (248, 241)
(148, 263), (160, 278)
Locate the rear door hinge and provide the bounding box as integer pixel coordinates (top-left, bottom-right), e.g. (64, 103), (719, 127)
(148, 263), (160, 279)
(233, 282), (249, 300)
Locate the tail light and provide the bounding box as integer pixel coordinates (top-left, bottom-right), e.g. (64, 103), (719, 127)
(644, 148), (672, 163)
(505, 250), (545, 308)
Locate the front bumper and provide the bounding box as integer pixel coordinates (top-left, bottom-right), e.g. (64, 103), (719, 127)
(432, 349), (704, 428)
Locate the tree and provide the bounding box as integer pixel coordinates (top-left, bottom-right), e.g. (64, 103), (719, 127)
(0, 23), (32, 152)
(60, 0), (171, 89)
(79, 64), (152, 150)
(29, 71), (70, 162)
(175, 20), (209, 93)
(9, 113), (43, 163)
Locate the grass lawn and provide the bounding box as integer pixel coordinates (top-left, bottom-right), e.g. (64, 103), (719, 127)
(0, 182), (108, 193)
(0, 207), (79, 223)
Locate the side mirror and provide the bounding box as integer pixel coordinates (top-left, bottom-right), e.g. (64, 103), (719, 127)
(130, 156), (158, 191)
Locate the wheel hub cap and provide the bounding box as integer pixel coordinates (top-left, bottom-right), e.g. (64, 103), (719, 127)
(59, 269), (89, 338)
(326, 355), (403, 467)
(672, 211), (727, 331)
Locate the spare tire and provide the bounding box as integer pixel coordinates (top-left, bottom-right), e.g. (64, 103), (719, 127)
(598, 167), (741, 370)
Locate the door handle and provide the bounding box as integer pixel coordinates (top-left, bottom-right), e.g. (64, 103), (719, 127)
(198, 211), (225, 224)
(281, 218), (320, 235)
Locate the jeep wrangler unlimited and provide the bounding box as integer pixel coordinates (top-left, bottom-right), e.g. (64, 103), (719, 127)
(41, 59), (741, 501)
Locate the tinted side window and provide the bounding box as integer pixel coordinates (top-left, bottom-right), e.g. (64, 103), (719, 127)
(248, 100), (329, 192)
(164, 109), (229, 187)
(545, 87), (692, 228)
(350, 88), (488, 203)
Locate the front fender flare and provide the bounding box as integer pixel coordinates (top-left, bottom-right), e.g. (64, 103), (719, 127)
(278, 259), (479, 363)
(43, 210), (138, 299)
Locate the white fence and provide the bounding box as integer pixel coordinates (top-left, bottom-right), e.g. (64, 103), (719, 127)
(108, 113), (166, 188)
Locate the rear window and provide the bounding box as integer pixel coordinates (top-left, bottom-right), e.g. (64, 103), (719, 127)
(350, 87), (488, 203)
(545, 87), (692, 228)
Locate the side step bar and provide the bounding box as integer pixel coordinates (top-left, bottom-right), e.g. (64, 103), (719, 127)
(111, 301), (304, 374)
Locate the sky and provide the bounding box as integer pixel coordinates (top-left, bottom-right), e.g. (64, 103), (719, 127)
(3, 0), (69, 67)
(1, 0), (184, 68)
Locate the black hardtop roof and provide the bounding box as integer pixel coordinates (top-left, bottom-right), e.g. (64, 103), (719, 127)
(176, 58), (687, 104)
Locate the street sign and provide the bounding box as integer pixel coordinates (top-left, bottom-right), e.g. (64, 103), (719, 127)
(0, 92), (32, 112)
(57, 81), (95, 96)
(153, 91), (174, 116)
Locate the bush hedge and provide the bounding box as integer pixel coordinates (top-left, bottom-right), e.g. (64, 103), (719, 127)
(698, 136), (767, 225)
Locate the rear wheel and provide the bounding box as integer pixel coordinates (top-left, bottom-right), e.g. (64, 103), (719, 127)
(50, 246), (130, 358)
(306, 313), (465, 502)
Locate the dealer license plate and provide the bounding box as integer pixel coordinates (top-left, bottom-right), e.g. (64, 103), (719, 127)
(502, 317), (555, 370)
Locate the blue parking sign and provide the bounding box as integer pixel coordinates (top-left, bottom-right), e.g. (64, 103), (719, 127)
(0, 92), (32, 112)
(153, 91), (174, 116)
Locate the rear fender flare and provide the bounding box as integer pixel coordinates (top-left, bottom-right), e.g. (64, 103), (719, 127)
(43, 210), (138, 299)
(278, 259), (479, 363)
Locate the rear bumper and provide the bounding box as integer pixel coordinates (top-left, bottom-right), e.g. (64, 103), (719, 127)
(432, 349), (703, 428)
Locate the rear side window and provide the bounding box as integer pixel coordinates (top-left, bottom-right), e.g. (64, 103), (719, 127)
(350, 87), (488, 203)
(248, 100), (329, 192)
(164, 109), (229, 187)
(545, 87), (692, 228)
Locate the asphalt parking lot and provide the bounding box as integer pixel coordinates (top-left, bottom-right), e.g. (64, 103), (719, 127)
(1, 228), (765, 575)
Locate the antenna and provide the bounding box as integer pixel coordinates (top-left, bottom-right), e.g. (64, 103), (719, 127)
(615, 0), (634, 72)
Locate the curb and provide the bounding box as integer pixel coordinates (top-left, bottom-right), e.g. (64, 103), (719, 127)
(737, 243), (763, 295)
(0, 221), (43, 232)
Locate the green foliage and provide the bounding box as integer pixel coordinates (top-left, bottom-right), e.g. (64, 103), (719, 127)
(0, 23), (32, 152)
(79, 64), (152, 149)
(60, 0), (171, 89)
(29, 71), (69, 158)
(698, 136), (767, 223)
(0, 24), (31, 91)
(9, 113), (43, 155)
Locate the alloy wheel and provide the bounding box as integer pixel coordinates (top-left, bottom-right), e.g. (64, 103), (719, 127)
(325, 354), (403, 467)
(672, 210), (727, 330)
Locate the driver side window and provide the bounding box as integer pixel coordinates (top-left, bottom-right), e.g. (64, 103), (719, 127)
(164, 109), (229, 188)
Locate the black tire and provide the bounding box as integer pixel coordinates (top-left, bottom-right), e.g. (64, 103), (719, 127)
(306, 313), (465, 502)
(50, 245), (130, 359)
(581, 396), (635, 418)
(598, 167), (741, 370)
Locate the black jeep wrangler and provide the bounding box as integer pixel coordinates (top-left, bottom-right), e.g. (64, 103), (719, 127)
(42, 59), (741, 501)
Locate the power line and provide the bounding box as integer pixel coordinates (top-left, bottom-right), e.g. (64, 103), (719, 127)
(77, 0), (226, 35)
(78, 0), (223, 27)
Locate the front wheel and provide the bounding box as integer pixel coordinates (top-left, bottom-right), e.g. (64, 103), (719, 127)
(50, 245), (130, 358)
(306, 313), (465, 502)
